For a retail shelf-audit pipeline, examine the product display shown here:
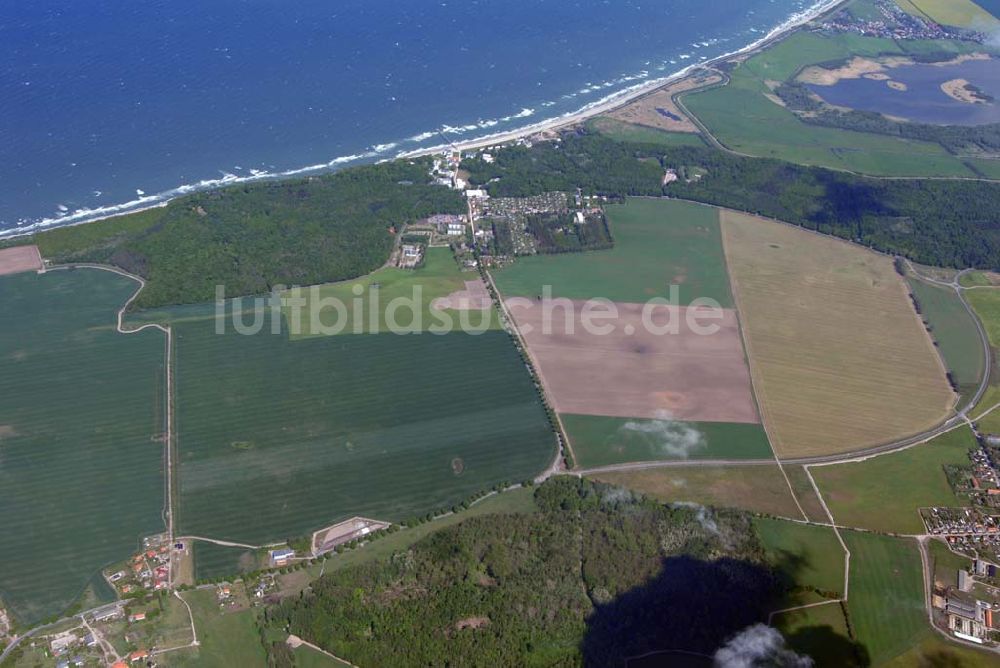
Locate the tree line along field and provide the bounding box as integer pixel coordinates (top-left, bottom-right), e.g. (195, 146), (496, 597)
(170, 304), (555, 545)
(906, 276), (986, 400)
(0, 269), (166, 626)
(721, 209), (955, 459)
(810, 426), (977, 535)
(679, 29), (988, 177)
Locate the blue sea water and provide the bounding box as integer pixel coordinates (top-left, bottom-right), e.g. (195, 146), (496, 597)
(0, 0), (825, 234)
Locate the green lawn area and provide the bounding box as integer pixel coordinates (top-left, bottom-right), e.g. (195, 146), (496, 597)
(841, 532), (928, 665)
(587, 117), (707, 148)
(282, 247), (498, 337)
(564, 414), (772, 466)
(754, 518), (845, 601)
(810, 427), (976, 535)
(171, 302), (555, 545)
(907, 277), (985, 391)
(0, 269), (166, 625)
(681, 31), (977, 177)
(493, 198), (734, 306)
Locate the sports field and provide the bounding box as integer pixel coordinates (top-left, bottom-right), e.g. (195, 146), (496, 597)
(283, 247), (497, 337)
(810, 427), (976, 535)
(567, 415), (771, 466)
(722, 210), (955, 458)
(172, 305), (555, 545)
(907, 277), (985, 395)
(494, 198), (733, 306)
(590, 464), (799, 518)
(0, 269), (166, 625)
(680, 31), (977, 177)
(842, 532), (927, 665)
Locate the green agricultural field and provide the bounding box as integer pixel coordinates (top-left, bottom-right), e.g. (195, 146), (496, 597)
(754, 518), (845, 601)
(783, 466), (830, 524)
(170, 303), (555, 545)
(907, 277), (985, 393)
(809, 426), (976, 535)
(590, 465), (803, 519)
(0, 269), (166, 625)
(680, 31), (977, 177)
(967, 288), (1000, 348)
(842, 532), (927, 665)
(494, 198), (733, 306)
(283, 247), (498, 337)
(587, 117), (707, 148)
(564, 414), (772, 467)
(896, 0), (1000, 28)
(883, 632), (1000, 667)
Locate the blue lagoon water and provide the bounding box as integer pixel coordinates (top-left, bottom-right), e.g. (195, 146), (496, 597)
(807, 58), (1000, 126)
(1, 0), (826, 233)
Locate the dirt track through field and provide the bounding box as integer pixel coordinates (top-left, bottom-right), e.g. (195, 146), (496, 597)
(507, 299), (759, 423)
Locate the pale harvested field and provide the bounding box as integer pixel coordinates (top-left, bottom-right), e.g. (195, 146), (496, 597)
(589, 465), (803, 518)
(507, 299), (759, 423)
(606, 73), (721, 133)
(721, 211), (954, 458)
(0, 245), (42, 276)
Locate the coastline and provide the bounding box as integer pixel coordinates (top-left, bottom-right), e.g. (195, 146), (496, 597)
(0, 0), (849, 242)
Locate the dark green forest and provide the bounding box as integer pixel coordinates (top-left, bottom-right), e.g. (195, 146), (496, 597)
(463, 133), (1000, 269)
(261, 478), (797, 668)
(11, 160), (465, 308)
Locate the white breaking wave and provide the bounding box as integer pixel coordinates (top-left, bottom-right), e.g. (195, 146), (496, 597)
(0, 0), (842, 240)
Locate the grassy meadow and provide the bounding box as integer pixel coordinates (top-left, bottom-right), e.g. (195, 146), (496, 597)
(842, 532), (927, 665)
(754, 518), (846, 600)
(193, 541), (263, 582)
(722, 210), (955, 458)
(171, 305), (555, 545)
(281, 247), (498, 337)
(586, 117), (707, 148)
(164, 589), (267, 667)
(896, 0), (1000, 27)
(564, 414), (772, 467)
(590, 465), (804, 519)
(907, 277), (985, 395)
(773, 602), (856, 668)
(494, 198), (733, 306)
(809, 426), (976, 535)
(0, 269), (166, 625)
(680, 31), (978, 177)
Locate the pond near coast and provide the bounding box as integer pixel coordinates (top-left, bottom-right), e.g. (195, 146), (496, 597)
(806, 57), (1000, 125)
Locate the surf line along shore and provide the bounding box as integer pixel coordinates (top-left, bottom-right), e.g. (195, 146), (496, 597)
(0, 0), (850, 243)
(399, 0), (851, 159)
